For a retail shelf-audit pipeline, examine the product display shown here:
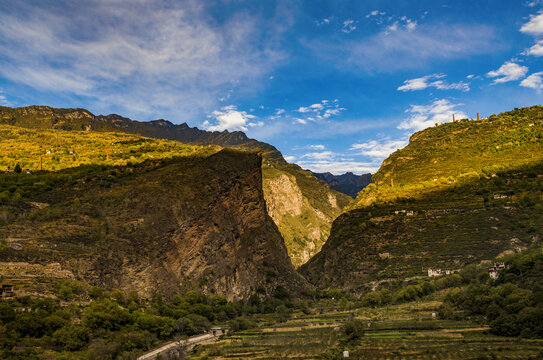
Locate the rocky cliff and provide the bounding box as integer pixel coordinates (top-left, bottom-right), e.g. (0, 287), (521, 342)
(0, 147), (309, 300)
(0, 105), (351, 267)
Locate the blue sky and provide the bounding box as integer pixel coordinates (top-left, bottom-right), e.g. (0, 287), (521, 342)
(1, 0), (542, 174)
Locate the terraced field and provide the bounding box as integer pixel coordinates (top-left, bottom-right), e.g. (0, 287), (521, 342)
(189, 296), (543, 359)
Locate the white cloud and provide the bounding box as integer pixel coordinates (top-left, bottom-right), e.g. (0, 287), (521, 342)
(302, 151), (335, 160)
(296, 159), (378, 175)
(398, 99), (467, 131)
(0, 0), (287, 121)
(398, 74), (469, 92)
(521, 71), (543, 92)
(294, 100), (345, 124)
(316, 18), (331, 26)
(405, 19), (418, 31)
(296, 150), (378, 174)
(342, 20), (357, 33)
(275, 108), (285, 115)
(387, 21), (399, 32)
(521, 12), (543, 35)
(308, 144), (326, 150)
(350, 138), (408, 159)
(203, 105), (261, 131)
(523, 40), (543, 56)
(309, 103), (325, 110)
(284, 155), (296, 162)
(487, 61), (529, 83)
(0, 89), (10, 106)
(366, 10), (382, 18)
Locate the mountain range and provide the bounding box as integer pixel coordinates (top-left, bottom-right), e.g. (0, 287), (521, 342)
(1, 105), (543, 300)
(0, 105), (351, 268)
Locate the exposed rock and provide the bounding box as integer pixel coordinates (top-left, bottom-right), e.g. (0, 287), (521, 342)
(0, 150), (310, 300)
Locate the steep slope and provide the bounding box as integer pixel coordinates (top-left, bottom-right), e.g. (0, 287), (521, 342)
(0, 105), (351, 267)
(301, 106), (543, 293)
(0, 126), (309, 300)
(313, 171), (372, 197)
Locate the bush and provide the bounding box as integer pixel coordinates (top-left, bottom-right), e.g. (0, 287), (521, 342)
(52, 325), (89, 351)
(342, 319), (365, 340)
(228, 317), (257, 332)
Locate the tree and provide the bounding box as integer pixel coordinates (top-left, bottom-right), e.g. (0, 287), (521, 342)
(14, 163), (21, 173)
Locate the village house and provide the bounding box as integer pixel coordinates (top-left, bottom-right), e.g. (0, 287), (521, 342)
(427, 268), (458, 277)
(210, 326), (223, 336)
(488, 263), (506, 280)
(0, 284), (14, 298)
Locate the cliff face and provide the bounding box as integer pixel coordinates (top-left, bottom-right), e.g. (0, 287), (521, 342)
(262, 163), (350, 267)
(0, 149), (309, 300)
(301, 106), (543, 293)
(0, 105), (351, 268)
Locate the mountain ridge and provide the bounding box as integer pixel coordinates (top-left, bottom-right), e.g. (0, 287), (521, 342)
(0, 105), (352, 267)
(0, 126), (309, 300)
(313, 171), (372, 198)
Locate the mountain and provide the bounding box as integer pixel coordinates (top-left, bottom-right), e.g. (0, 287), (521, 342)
(301, 106), (543, 294)
(313, 171), (372, 197)
(0, 125), (309, 300)
(0, 105), (351, 267)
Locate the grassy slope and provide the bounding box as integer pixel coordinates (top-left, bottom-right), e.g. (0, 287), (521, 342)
(0, 124), (221, 172)
(0, 106), (351, 267)
(301, 106), (543, 292)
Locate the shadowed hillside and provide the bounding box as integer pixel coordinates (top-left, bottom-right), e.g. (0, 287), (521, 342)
(301, 106), (543, 293)
(0, 106), (351, 267)
(0, 127), (309, 300)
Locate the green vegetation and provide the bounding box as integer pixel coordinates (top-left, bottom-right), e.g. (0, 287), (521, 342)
(302, 106), (543, 293)
(191, 286), (543, 360)
(442, 245), (543, 338)
(0, 282), (308, 359)
(262, 162), (350, 267)
(349, 106), (543, 210)
(0, 124), (220, 173)
(0, 105), (352, 268)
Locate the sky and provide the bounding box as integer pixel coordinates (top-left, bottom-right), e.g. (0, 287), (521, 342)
(0, 0), (542, 174)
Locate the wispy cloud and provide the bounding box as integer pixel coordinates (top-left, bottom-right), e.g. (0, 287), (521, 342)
(341, 20), (357, 34)
(307, 23), (499, 72)
(0, 89), (10, 106)
(398, 74), (469, 92)
(294, 150), (378, 174)
(350, 139), (408, 158)
(398, 99), (467, 131)
(487, 61), (528, 84)
(0, 0), (287, 121)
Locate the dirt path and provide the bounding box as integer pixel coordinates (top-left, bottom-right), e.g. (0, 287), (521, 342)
(137, 333), (216, 360)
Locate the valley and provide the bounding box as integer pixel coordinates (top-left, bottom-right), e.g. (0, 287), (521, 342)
(0, 105), (542, 359)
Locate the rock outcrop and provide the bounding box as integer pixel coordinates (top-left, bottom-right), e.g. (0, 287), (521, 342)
(0, 149), (309, 300)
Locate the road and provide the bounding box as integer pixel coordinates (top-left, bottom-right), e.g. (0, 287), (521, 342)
(137, 333), (216, 360)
